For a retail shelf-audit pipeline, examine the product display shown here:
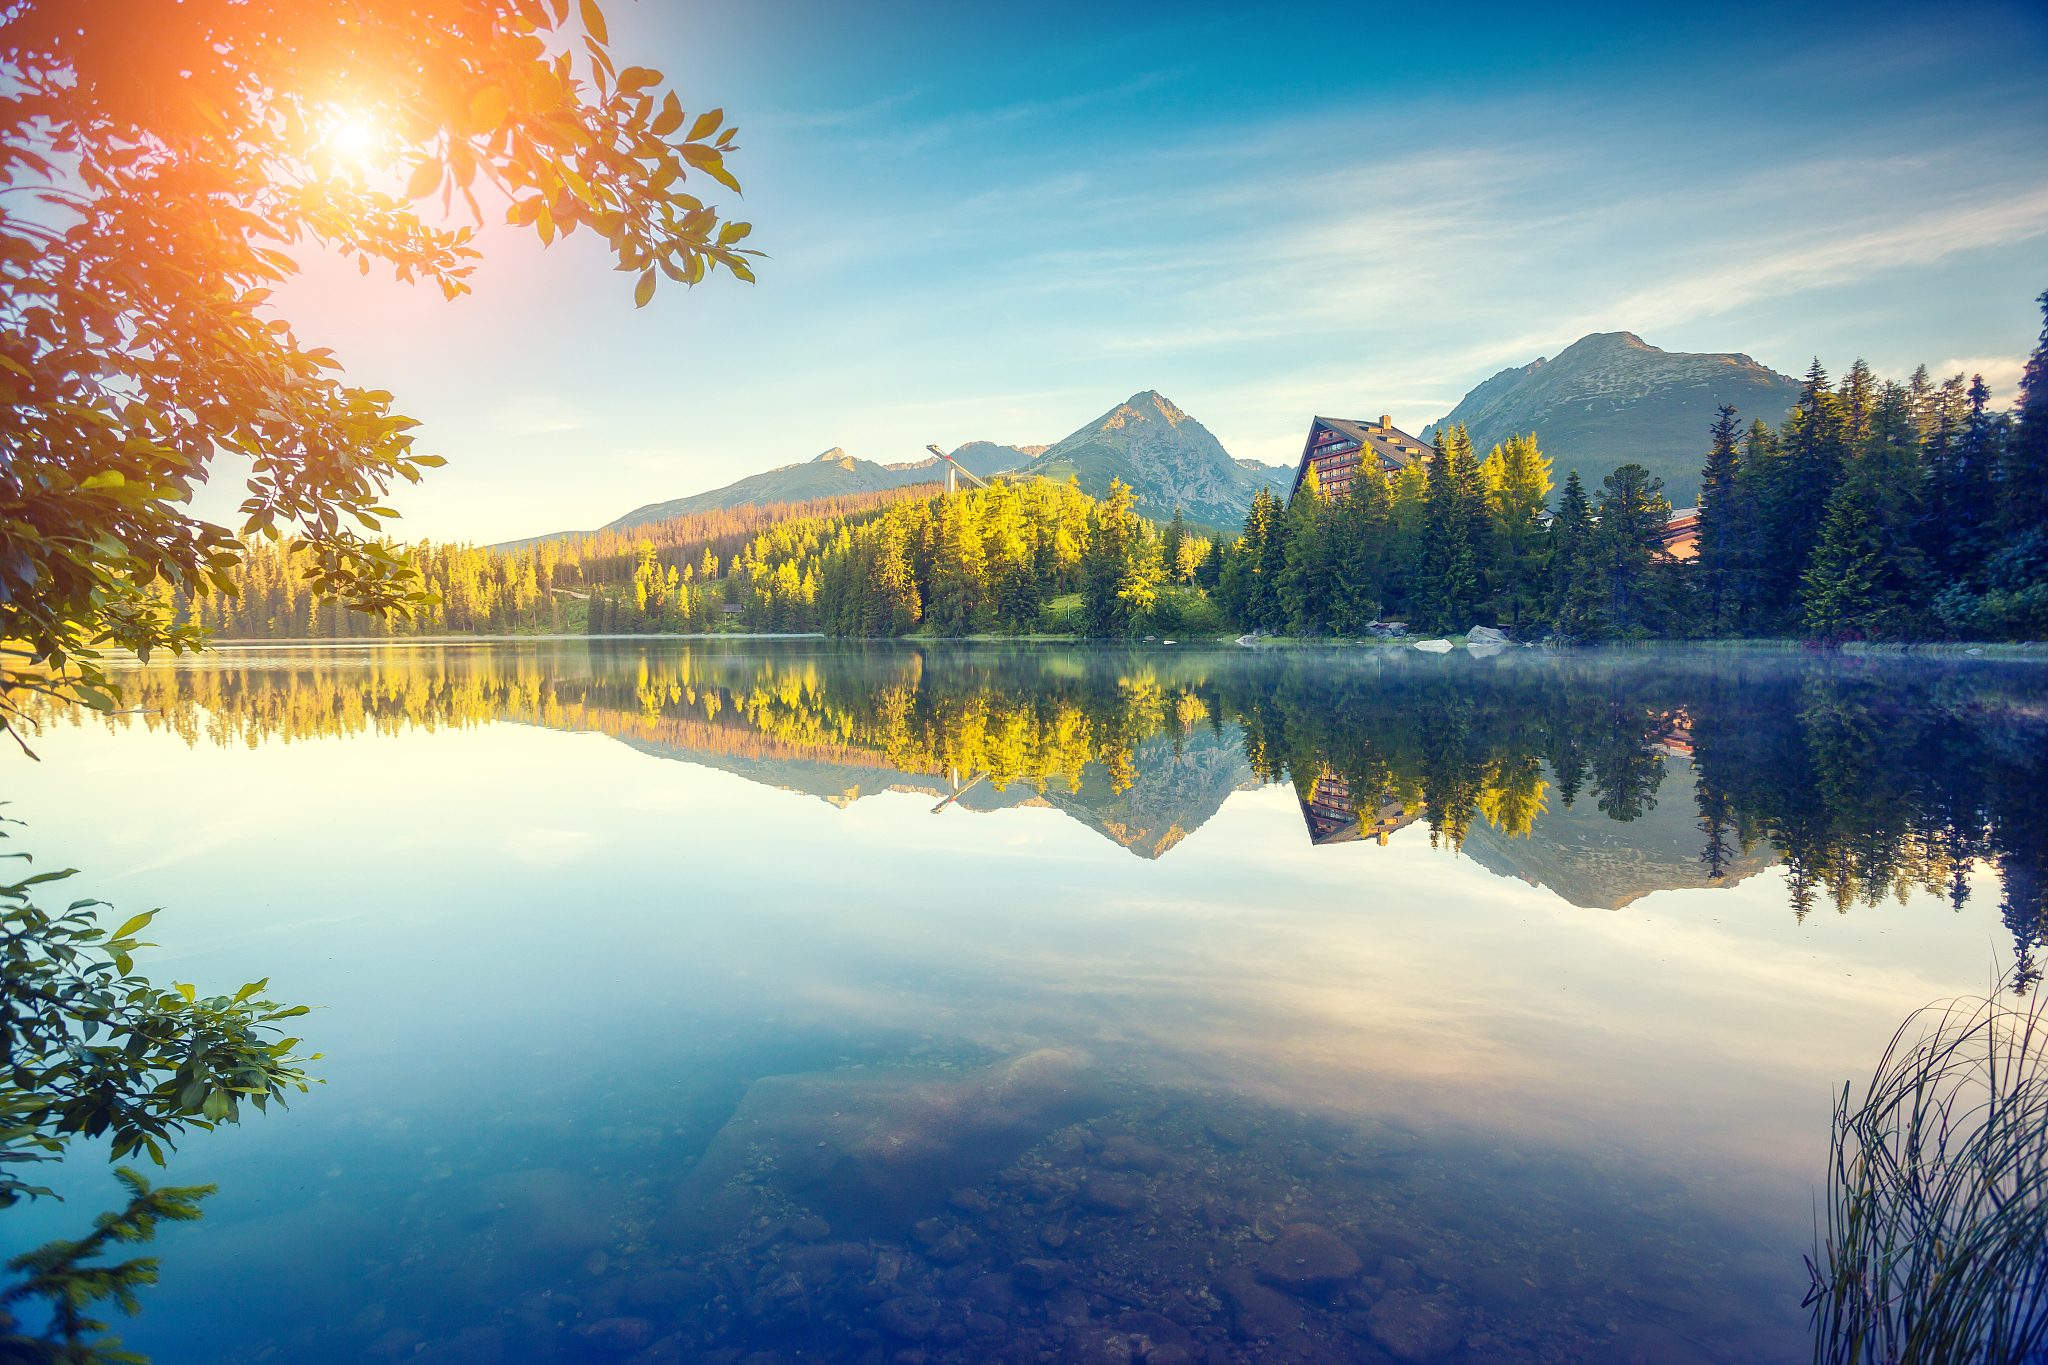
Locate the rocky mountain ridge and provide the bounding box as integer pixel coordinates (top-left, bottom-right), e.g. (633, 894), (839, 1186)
(1017, 390), (1282, 529)
(605, 441), (1039, 531)
(1422, 332), (1802, 507)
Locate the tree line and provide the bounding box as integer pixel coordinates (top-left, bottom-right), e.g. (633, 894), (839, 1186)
(44, 646), (2046, 969)
(155, 488), (928, 638)
(1213, 289), (2048, 642)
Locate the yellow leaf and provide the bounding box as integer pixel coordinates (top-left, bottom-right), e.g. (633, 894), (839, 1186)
(633, 267), (655, 307)
(405, 157), (443, 200)
(579, 0), (607, 43)
(470, 86), (511, 131)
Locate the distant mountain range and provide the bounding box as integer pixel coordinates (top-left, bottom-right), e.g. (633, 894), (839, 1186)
(506, 331), (1792, 549)
(1009, 390), (1292, 529)
(1422, 332), (1802, 508)
(606, 441), (1042, 532)
(505, 392), (1292, 548)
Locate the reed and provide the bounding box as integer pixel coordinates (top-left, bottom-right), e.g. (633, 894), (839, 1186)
(1809, 985), (2048, 1363)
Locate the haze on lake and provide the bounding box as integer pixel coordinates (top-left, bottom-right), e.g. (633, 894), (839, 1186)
(6, 642), (2044, 1365)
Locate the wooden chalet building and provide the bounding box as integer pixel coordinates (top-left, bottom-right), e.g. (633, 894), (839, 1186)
(1290, 413), (1703, 558)
(1298, 771), (1420, 848)
(1290, 415), (1431, 501)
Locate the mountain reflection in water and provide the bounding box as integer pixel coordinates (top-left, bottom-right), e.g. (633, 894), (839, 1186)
(9, 641), (2047, 1365)
(59, 641), (2047, 939)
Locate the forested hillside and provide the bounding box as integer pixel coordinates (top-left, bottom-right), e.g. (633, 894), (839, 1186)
(162, 291), (2048, 646)
(1217, 291), (2048, 643)
(169, 488), (929, 638)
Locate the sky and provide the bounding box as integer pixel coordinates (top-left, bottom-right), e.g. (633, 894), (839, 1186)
(250, 0), (2048, 544)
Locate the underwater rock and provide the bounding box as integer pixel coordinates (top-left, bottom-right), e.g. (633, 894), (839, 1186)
(667, 1050), (1109, 1240)
(1047, 1286), (1092, 1326)
(622, 1337), (689, 1365)
(1466, 1265), (1541, 1306)
(1366, 1292), (1459, 1363)
(1215, 1267), (1303, 1339)
(875, 1295), (942, 1340)
(572, 1318), (656, 1351)
(789, 1214), (832, 1241)
(1117, 1310), (1196, 1360)
(1065, 1326), (1134, 1365)
(1204, 1115), (1252, 1148)
(1257, 1223), (1362, 1289)
(1082, 1177), (1144, 1214)
(1015, 1258), (1071, 1291)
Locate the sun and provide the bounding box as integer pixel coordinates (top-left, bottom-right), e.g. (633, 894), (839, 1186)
(327, 118), (375, 155)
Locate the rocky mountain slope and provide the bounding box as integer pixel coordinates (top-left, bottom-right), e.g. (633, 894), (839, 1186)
(1422, 332), (1801, 508)
(1017, 391), (1282, 529)
(607, 442), (1038, 531)
(1456, 755), (1775, 909)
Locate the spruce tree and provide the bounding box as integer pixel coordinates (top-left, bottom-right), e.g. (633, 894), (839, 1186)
(1420, 424), (1482, 632)
(2000, 289), (2048, 543)
(1479, 433), (1552, 634)
(1253, 486), (1292, 631)
(1278, 469), (1330, 633)
(1801, 383), (1927, 640)
(1162, 508), (1186, 584)
(1549, 470), (1595, 639)
(1694, 405), (1743, 631)
(1588, 464), (1671, 636)
(1757, 361), (1847, 624)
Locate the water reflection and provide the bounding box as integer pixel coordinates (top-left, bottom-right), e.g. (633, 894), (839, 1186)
(11, 643), (2048, 1365)
(47, 642), (2048, 936)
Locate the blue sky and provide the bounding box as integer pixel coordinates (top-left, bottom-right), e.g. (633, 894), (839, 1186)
(262, 0), (2048, 543)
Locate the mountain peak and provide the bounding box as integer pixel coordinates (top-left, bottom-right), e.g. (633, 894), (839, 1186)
(810, 447), (850, 464)
(1021, 391), (1284, 527)
(1423, 330), (1802, 507)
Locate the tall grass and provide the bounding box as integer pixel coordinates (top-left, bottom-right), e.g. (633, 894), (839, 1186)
(1809, 985), (2048, 1363)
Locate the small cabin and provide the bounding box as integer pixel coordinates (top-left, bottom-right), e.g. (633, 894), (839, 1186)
(1290, 415), (1431, 501)
(720, 602), (747, 617)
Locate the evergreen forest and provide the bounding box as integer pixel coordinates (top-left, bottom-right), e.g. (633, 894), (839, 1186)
(177, 289), (2048, 646)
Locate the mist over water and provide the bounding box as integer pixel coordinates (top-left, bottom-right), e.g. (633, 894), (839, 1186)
(5, 642), (2043, 1365)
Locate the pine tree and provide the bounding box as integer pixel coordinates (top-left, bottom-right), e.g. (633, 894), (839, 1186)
(1588, 464), (1671, 636)
(2001, 289), (2048, 542)
(1418, 424), (1482, 632)
(1162, 508), (1186, 584)
(1278, 468), (1331, 632)
(1756, 361), (1848, 624)
(1801, 383), (1927, 640)
(1326, 462), (1392, 631)
(1478, 433), (1551, 634)
(1694, 405), (1743, 631)
(1549, 470), (1595, 639)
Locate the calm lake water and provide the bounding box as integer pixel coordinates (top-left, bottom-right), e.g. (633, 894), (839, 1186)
(6, 641), (2047, 1365)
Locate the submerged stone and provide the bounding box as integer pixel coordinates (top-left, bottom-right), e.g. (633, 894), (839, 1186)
(875, 1295), (941, 1340)
(665, 1050), (1109, 1240)
(1257, 1223), (1362, 1288)
(1215, 1267), (1303, 1339)
(1366, 1292), (1460, 1363)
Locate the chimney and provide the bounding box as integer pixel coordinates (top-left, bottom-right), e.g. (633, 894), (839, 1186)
(1379, 414), (1392, 430)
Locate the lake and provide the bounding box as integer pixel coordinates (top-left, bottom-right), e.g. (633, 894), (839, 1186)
(5, 640), (2045, 1365)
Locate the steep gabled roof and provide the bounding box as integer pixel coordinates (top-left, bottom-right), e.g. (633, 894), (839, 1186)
(1290, 416), (1432, 499)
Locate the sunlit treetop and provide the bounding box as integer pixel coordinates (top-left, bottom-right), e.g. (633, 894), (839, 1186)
(0, 0), (758, 741)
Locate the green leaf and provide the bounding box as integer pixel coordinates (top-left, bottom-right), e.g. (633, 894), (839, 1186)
(578, 0), (607, 42)
(108, 912), (157, 941)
